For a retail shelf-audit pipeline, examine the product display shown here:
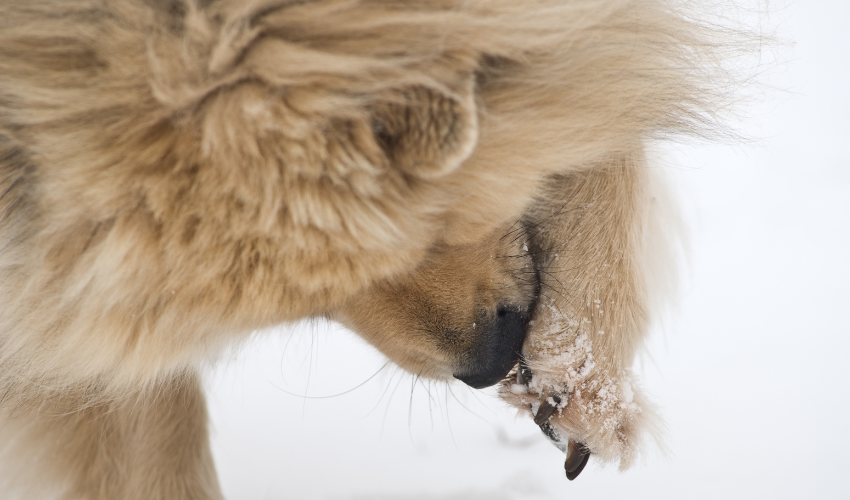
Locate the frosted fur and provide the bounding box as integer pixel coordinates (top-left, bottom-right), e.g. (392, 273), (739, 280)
(499, 161), (666, 469)
(0, 0), (742, 497)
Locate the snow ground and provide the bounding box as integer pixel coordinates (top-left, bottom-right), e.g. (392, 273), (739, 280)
(206, 2), (850, 499)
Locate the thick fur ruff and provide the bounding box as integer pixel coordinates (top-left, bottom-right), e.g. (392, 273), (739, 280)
(0, 0), (738, 497)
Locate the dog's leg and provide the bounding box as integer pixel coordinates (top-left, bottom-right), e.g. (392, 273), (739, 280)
(503, 153), (664, 470)
(0, 372), (223, 500)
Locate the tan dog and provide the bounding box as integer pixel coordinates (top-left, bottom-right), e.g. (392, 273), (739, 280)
(0, 0), (736, 498)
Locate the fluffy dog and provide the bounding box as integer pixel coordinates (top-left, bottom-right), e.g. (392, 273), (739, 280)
(0, 0), (735, 498)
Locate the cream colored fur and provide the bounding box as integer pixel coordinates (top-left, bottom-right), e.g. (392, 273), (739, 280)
(0, 0), (739, 497)
(500, 159), (662, 468)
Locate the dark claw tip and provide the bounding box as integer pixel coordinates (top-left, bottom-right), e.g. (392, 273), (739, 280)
(565, 440), (590, 481)
(517, 362), (533, 386)
(532, 395), (561, 425)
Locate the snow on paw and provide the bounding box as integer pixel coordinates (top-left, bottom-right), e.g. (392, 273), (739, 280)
(500, 332), (660, 475)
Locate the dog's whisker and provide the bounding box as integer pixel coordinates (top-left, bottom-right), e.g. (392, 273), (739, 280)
(363, 364), (400, 420)
(446, 383), (492, 427)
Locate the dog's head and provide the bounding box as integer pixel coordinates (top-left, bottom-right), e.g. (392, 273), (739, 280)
(0, 0), (713, 411)
(172, 0), (699, 391)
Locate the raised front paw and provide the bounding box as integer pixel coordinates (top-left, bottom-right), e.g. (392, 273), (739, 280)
(503, 356), (658, 478)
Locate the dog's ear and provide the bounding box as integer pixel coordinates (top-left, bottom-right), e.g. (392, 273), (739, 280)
(370, 82), (478, 180)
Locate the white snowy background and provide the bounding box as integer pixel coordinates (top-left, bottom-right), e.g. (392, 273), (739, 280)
(206, 2), (850, 499)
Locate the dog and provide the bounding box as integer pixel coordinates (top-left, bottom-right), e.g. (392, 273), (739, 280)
(0, 0), (736, 498)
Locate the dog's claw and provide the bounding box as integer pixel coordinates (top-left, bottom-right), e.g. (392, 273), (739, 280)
(538, 422), (590, 479)
(564, 440), (591, 481)
(532, 395), (560, 425)
(517, 362), (533, 386)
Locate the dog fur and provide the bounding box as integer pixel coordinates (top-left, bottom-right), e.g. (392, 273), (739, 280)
(0, 0), (736, 498)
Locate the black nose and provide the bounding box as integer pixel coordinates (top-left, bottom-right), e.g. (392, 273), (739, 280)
(453, 308), (528, 389)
